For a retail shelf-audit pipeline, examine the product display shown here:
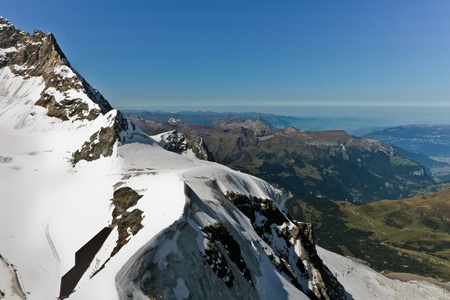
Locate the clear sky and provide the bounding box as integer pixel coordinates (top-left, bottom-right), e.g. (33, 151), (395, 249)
(1, 0), (450, 111)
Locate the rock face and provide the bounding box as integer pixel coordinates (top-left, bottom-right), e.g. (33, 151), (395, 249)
(0, 17), (112, 120)
(71, 113), (133, 165)
(110, 187), (144, 257)
(226, 192), (346, 300)
(157, 129), (213, 161)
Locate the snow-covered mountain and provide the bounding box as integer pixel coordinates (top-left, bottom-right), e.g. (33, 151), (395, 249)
(0, 16), (448, 300)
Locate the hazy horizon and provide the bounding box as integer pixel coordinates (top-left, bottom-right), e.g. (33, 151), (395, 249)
(120, 104), (450, 135)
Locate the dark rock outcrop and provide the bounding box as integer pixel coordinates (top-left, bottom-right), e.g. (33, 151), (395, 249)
(110, 187), (144, 256)
(71, 111), (132, 165)
(118, 183), (347, 300)
(160, 130), (213, 161)
(226, 192), (346, 300)
(201, 222), (253, 288)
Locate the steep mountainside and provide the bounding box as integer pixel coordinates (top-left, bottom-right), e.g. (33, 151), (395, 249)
(131, 117), (434, 203)
(1, 17), (448, 300)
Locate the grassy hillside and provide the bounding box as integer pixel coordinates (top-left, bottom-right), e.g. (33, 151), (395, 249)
(340, 190), (450, 279)
(287, 190), (450, 281)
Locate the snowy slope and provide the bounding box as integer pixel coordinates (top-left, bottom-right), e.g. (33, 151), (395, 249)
(318, 247), (449, 300)
(0, 16), (449, 300)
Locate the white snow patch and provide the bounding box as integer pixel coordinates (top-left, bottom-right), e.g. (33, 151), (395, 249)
(0, 67), (45, 100)
(0, 46), (17, 58)
(318, 247), (450, 300)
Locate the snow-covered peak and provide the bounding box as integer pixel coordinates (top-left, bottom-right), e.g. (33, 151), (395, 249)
(0, 16), (14, 27)
(0, 16), (144, 167)
(0, 15), (113, 123)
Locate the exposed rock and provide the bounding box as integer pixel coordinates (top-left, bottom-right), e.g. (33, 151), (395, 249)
(70, 111), (133, 165)
(201, 222), (253, 288)
(118, 183), (347, 299)
(160, 130), (213, 161)
(110, 187), (144, 256)
(71, 126), (117, 165)
(89, 187), (144, 280)
(0, 16), (112, 122)
(0, 156), (13, 163)
(226, 192), (346, 300)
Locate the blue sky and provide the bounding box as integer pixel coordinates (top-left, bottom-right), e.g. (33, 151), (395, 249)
(2, 1), (450, 110)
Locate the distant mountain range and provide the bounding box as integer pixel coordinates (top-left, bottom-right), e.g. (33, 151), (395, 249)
(122, 109), (384, 135)
(125, 111), (450, 183)
(122, 109), (293, 129)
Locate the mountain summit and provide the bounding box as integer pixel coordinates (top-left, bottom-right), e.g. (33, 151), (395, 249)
(0, 16), (112, 116)
(0, 17), (448, 300)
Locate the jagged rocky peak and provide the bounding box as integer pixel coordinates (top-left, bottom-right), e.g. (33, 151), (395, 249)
(0, 16), (113, 121)
(0, 17), (146, 165)
(0, 16), (70, 79)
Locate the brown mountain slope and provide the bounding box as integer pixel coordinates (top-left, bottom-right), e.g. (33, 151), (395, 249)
(131, 117), (434, 203)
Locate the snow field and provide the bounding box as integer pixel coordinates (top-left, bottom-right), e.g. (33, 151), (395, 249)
(318, 247), (450, 300)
